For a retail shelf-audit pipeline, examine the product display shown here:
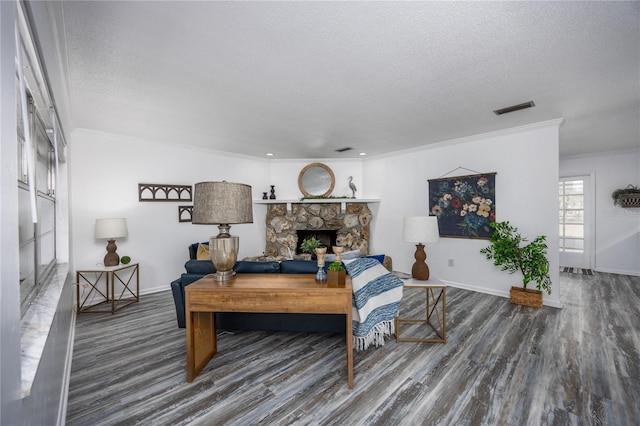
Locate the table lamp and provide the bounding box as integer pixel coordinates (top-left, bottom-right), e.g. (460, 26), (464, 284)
(95, 218), (128, 267)
(192, 181), (253, 282)
(402, 216), (440, 280)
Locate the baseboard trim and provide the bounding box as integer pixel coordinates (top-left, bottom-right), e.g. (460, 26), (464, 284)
(594, 268), (640, 277)
(441, 279), (563, 309)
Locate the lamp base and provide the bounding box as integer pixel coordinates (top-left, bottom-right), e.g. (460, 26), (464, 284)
(209, 232), (239, 282)
(211, 270), (237, 281)
(104, 239), (120, 267)
(411, 243), (430, 280)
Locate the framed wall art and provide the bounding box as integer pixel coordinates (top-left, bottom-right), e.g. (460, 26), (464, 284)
(428, 172), (496, 239)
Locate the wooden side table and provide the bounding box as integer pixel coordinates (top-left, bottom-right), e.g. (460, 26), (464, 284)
(395, 277), (446, 343)
(76, 263), (139, 314)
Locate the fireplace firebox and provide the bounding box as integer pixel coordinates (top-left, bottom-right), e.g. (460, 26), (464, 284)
(296, 230), (338, 254)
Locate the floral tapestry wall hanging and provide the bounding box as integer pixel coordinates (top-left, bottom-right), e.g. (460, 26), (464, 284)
(428, 172), (496, 239)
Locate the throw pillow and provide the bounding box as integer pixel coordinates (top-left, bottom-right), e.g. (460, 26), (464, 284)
(365, 254), (385, 264)
(196, 243), (210, 261)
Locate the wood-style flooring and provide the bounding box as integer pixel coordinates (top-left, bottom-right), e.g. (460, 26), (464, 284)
(66, 272), (640, 425)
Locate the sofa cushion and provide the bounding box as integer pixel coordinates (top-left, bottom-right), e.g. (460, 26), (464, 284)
(235, 260), (280, 273)
(280, 259), (318, 274)
(184, 259), (216, 275)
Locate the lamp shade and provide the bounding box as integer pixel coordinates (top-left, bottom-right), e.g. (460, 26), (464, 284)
(402, 216), (440, 243)
(192, 181), (253, 225)
(95, 218), (128, 239)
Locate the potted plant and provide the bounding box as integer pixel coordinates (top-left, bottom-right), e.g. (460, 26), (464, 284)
(300, 236), (320, 256)
(327, 261), (346, 286)
(480, 221), (551, 308)
(611, 184), (640, 208)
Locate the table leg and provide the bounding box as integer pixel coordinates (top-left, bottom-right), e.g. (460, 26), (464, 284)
(346, 296), (353, 389)
(187, 311), (217, 383)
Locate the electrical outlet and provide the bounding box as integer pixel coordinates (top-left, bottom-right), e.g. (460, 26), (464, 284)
(448, 259), (454, 267)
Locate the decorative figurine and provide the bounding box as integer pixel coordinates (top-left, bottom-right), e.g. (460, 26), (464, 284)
(332, 246), (344, 262)
(269, 185), (276, 200)
(262, 192), (268, 200)
(348, 176), (357, 199)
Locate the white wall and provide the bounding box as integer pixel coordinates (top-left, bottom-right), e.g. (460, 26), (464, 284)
(69, 130), (367, 294)
(560, 149), (640, 276)
(71, 119), (582, 308)
(364, 120), (563, 307)
(69, 130), (272, 293)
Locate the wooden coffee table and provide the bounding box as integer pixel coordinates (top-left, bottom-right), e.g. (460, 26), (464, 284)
(185, 273), (354, 388)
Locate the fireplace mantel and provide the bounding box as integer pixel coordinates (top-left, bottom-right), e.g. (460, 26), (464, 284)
(255, 198), (380, 213)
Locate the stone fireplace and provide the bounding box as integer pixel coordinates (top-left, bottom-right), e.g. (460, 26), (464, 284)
(260, 202), (373, 260)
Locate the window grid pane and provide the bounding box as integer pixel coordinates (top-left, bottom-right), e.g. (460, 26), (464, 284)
(559, 179), (585, 254)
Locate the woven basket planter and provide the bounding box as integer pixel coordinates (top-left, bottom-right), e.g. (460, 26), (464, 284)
(510, 286), (542, 308)
(620, 193), (640, 208)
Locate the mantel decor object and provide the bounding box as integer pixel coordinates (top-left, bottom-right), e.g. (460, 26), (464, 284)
(403, 216), (440, 280)
(192, 181), (253, 282)
(95, 218), (128, 266)
(298, 162), (335, 198)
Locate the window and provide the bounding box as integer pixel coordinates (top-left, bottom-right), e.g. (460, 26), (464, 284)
(559, 179), (585, 253)
(17, 93), (57, 317)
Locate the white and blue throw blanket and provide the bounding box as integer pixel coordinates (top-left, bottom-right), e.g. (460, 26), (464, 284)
(344, 257), (404, 351)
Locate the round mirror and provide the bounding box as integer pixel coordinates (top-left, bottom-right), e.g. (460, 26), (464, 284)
(298, 163), (335, 197)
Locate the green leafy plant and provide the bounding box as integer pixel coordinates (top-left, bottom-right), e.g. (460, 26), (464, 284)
(611, 184), (640, 206)
(300, 237), (320, 254)
(120, 256), (131, 265)
(327, 261), (345, 271)
(480, 221), (551, 294)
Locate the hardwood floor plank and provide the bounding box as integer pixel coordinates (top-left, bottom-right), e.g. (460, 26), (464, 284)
(67, 272), (640, 425)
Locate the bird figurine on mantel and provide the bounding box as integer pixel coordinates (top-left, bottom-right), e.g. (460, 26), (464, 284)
(348, 176), (357, 199)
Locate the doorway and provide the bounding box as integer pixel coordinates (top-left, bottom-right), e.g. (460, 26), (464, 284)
(559, 176), (592, 270)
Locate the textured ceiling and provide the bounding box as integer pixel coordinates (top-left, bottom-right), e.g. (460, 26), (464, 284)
(50, 1), (639, 158)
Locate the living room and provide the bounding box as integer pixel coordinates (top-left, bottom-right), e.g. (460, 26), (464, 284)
(1, 1), (638, 424)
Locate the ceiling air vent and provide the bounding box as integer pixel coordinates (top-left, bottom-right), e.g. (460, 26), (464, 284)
(335, 147), (353, 153)
(493, 101), (535, 115)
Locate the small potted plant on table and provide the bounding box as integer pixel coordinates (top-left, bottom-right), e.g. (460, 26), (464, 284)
(327, 261), (346, 286)
(480, 221), (551, 308)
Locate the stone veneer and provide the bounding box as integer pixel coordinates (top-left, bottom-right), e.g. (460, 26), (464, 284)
(263, 202), (373, 259)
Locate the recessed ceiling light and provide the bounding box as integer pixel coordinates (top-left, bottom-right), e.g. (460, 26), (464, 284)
(359, 152), (366, 156)
(493, 100), (535, 115)
(266, 153), (274, 157)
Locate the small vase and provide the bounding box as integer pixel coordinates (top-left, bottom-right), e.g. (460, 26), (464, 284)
(316, 266), (327, 282)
